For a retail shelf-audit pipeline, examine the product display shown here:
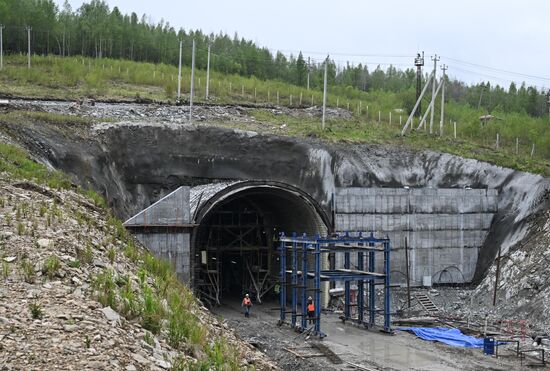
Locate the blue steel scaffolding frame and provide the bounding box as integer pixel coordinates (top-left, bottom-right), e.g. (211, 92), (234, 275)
(278, 232), (392, 338)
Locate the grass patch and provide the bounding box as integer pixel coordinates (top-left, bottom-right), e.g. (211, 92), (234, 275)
(19, 259), (35, 283)
(2, 54), (549, 176)
(92, 269), (118, 309)
(29, 301), (43, 319)
(1, 261), (10, 280)
(42, 255), (61, 279)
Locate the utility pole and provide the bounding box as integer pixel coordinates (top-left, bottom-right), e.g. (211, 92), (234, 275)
(307, 57), (310, 91)
(547, 90), (550, 123)
(205, 43), (211, 99)
(177, 39), (182, 101)
(429, 54), (439, 134)
(321, 56), (328, 130)
(0, 24), (4, 70)
(189, 39), (196, 123)
(414, 52), (424, 118)
(478, 85), (485, 110)
(439, 64), (447, 136)
(26, 26), (32, 69)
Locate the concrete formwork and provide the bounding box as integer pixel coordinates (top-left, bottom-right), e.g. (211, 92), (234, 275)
(334, 188), (498, 285)
(124, 186), (193, 283)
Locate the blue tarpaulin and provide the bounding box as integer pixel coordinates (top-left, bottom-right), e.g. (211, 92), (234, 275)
(398, 327), (484, 348)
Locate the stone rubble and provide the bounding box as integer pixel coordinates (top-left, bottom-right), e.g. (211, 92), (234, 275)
(0, 176), (279, 370)
(5, 99), (352, 125)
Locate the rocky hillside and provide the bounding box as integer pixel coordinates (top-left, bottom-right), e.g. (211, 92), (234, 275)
(0, 145), (277, 370)
(457, 192), (550, 333)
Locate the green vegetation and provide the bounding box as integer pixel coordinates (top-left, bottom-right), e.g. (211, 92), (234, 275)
(1, 261), (10, 280)
(90, 247), (241, 368)
(107, 247), (116, 264)
(19, 259), (35, 284)
(0, 54), (548, 174)
(1, 1), (547, 116)
(16, 222), (25, 236)
(42, 255), (61, 279)
(29, 301), (43, 319)
(92, 268), (117, 309)
(67, 259), (81, 269)
(0, 142), (72, 189)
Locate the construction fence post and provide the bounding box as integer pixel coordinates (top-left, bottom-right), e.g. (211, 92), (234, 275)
(279, 235), (286, 323)
(291, 233), (298, 328)
(314, 238), (322, 334)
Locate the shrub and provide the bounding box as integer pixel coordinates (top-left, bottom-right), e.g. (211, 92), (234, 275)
(141, 286), (162, 334)
(19, 259), (35, 283)
(29, 301), (43, 319)
(42, 255), (61, 279)
(1, 261), (10, 280)
(93, 269), (117, 309)
(17, 222), (25, 236)
(119, 279), (140, 320)
(67, 259), (81, 269)
(107, 247), (116, 264)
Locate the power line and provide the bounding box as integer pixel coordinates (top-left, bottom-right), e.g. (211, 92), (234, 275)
(269, 48), (414, 59)
(442, 55), (550, 82)
(448, 65), (548, 90)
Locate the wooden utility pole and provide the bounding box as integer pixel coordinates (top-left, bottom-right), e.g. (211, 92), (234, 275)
(189, 39), (196, 122)
(0, 24), (4, 70)
(401, 72), (434, 135)
(26, 26), (32, 68)
(414, 52), (425, 118)
(405, 237), (411, 308)
(177, 40), (182, 101)
(205, 43), (211, 99)
(322, 56), (328, 130)
(439, 64), (447, 136)
(0, 24), (5, 70)
(429, 54), (439, 134)
(492, 247), (502, 306)
(307, 57), (310, 90)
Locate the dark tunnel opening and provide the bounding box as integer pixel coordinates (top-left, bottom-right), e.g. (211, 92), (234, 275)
(192, 186), (328, 306)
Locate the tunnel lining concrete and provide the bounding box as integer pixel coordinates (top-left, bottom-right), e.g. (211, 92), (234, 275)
(190, 181), (330, 305)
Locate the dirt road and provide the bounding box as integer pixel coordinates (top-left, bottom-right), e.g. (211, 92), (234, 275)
(213, 300), (540, 370)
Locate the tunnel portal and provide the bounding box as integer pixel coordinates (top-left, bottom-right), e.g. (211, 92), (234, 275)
(123, 181), (330, 307)
(125, 181), (498, 307)
(191, 183), (329, 306)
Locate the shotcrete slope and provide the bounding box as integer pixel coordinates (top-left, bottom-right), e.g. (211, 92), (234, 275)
(2, 112), (548, 282)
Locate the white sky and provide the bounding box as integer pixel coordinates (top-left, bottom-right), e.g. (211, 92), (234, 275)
(55, 0), (550, 91)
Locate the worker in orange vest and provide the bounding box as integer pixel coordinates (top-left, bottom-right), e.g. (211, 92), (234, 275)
(242, 293), (252, 318)
(307, 296), (315, 324)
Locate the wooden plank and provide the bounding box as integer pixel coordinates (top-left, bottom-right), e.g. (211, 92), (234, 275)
(336, 268), (385, 277)
(346, 361), (379, 371)
(283, 348), (305, 360)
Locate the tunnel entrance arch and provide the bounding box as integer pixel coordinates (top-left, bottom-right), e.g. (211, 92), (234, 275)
(190, 181), (330, 306)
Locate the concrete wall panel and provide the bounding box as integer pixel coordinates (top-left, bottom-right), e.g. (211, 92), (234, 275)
(335, 187), (497, 284)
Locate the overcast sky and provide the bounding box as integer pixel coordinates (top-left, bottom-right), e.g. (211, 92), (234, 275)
(55, 0), (550, 91)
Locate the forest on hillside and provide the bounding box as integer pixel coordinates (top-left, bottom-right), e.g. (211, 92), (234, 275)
(0, 0), (548, 117)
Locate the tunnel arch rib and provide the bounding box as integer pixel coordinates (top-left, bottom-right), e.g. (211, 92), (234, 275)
(191, 180), (331, 231)
(190, 180), (331, 304)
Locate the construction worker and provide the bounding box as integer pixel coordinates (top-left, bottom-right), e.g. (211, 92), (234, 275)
(242, 293), (252, 318)
(307, 296), (315, 324)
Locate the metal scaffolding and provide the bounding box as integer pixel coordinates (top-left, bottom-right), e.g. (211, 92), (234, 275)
(278, 232), (392, 338)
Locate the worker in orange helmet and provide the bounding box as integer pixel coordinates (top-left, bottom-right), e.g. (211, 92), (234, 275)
(307, 296), (315, 324)
(242, 293), (252, 318)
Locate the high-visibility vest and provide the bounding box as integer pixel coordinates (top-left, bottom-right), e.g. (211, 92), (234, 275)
(243, 297), (251, 306)
(307, 303), (315, 312)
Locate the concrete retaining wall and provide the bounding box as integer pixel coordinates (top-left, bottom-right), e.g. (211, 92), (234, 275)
(124, 187), (192, 283)
(334, 187), (498, 285)
(132, 231), (191, 283)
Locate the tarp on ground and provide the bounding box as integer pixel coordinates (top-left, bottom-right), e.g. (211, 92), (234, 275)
(398, 327), (484, 348)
